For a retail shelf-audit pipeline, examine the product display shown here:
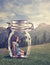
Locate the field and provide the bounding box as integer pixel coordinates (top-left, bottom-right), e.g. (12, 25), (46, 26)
(0, 43), (50, 65)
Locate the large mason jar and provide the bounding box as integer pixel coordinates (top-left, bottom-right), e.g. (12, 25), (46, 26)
(8, 20), (33, 58)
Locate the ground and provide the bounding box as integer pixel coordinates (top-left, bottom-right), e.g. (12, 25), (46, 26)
(0, 43), (50, 65)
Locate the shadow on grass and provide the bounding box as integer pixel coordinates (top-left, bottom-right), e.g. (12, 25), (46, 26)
(4, 55), (12, 59)
(4, 55), (27, 59)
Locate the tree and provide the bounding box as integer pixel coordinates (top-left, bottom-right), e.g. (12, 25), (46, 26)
(34, 35), (38, 45)
(37, 38), (40, 45)
(47, 36), (50, 43)
(42, 32), (46, 43)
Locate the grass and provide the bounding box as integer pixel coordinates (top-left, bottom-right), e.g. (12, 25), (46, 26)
(0, 43), (50, 65)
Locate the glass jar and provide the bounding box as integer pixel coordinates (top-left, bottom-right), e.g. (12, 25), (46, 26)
(8, 20), (33, 58)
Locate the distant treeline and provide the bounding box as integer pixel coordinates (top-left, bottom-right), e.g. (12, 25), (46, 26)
(0, 23), (50, 48)
(31, 32), (50, 45)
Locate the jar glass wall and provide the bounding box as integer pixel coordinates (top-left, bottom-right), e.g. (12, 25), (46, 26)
(8, 20), (33, 58)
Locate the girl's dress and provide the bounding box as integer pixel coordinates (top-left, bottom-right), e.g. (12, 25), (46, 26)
(12, 42), (21, 56)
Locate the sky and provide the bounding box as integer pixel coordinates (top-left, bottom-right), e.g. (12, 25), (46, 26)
(0, 0), (50, 28)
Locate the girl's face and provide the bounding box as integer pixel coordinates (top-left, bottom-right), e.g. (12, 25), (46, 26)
(16, 37), (19, 42)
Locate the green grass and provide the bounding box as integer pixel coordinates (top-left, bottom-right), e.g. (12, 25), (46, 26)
(0, 43), (50, 65)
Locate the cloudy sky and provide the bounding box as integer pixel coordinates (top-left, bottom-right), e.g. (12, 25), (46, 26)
(0, 0), (50, 28)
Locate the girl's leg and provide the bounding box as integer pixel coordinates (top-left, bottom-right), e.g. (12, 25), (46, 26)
(20, 50), (25, 56)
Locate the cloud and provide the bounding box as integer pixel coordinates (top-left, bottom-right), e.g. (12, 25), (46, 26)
(0, 0), (50, 28)
(28, 1), (50, 23)
(0, 0), (33, 22)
